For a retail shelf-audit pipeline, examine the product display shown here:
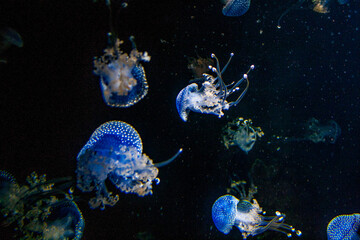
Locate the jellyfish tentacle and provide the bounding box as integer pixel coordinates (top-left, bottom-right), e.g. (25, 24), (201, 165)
(154, 148), (183, 167)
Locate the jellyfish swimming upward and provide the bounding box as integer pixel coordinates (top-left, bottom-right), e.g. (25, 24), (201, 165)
(327, 213), (360, 240)
(76, 121), (182, 209)
(212, 181), (301, 239)
(222, 0), (251, 17)
(93, 36), (151, 107)
(176, 53), (254, 122)
(0, 170), (84, 240)
(223, 117), (264, 153)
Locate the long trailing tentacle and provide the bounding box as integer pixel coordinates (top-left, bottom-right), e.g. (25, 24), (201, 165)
(228, 65), (254, 106)
(154, 148), (183, 167)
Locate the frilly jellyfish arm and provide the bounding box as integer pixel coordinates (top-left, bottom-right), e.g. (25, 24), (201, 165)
(93, 37), (150, 108)
(222, 0), (251, 17)
(327, 213), (360, 240)
(212, 195), (239, 234)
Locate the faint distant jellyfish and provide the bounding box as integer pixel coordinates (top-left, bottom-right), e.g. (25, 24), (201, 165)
(276, 0), (329, 29)
(0, 170), (84, 239)
(327, 213), (360, 240)
(176, 53), (254, 122)
(187, 55), (214, 78)
(212, 181), (301, 239)
(76, 120), (182, 209)
(305, 118), (341, 143)
(337, 0), (349, 5)
(93, 35), (151, 107)
(0, 27), (23, 64)
(222, 0), (251, 16)
(223, 118), (264, 153)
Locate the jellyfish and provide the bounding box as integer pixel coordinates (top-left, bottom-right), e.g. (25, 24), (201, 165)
(176, 53), (254, 122)
(0, 170), (84, 239)
(212, 181), (301, 239)
(222, 0), (251, 17)
(222, 117), (264, 153)
(76, 120), (182, 209)
(304, 118), (341, 143)
(93, 35), (151, 107)
(276, 0), (330, 29)
(327, 213), (360, 240)
(0, 27), (23, 64)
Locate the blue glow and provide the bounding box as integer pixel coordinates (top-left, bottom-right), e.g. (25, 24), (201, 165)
(222, 0), (251, 17)
(327, 214), (360, 240)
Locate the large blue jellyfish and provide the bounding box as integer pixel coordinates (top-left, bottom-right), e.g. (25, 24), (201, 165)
(93, 36), (151, 107)
(212, 181), (301, 239)
(0, 170), (84, 240)
(327, 213), (360, 240)
(222, 0), (251, 17)
(222, 117), (264, 153)
(76, 120), (182, 209)
(176, 53), (254, 122)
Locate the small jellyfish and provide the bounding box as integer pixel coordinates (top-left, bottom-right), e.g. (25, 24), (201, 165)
(0, 170), (84, 239)
(93, 35), (151, 107)
(222, 0), (251, 17)
(305, 118), (341, 143)
(327, 213), (360, 240)
(76, 121), (182, 209)
(212, 181), (301, 239)
(187, 55), (214, 78)
(222, 117), (264, 153)
(176, 53), (254, 122)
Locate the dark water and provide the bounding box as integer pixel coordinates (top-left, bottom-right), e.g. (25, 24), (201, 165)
(0, 0), (359, 239)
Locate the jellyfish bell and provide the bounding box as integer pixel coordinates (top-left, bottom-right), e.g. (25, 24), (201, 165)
(76, 121), (182, 209)
(327, 213), (360, 240)
(222, 0), (251, 17)
(176, 53), (254, 122)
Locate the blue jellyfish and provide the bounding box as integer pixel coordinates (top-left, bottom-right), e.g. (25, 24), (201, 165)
(176, 53), (254, 122)
(93, 35), (151, 107)
(212, 182), (301, 239)
(0, 170), (84, 239)
(76, 120), (182, 209)
(327, 213), (360, 240)
(222, 118), (264, 153)
(222, 0), (251, 17)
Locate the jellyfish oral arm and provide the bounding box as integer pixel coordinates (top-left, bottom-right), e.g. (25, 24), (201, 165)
(154, 148), (183, 167)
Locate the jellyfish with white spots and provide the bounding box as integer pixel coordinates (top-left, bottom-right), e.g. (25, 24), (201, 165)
(176, 53), (254, 122)
(223, 117), (264, 153)
(212, 181), (301, 239)
(76, 120), (182, 209)
(93, 35), (151, 107)
(222, 0), (251, 17)
(0, 170), (84, 239)
(327, 213), (360, 240)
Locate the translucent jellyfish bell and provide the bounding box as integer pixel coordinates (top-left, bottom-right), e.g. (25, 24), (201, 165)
(176, 53), (254, 122)
(305, 118), (341, 143)
(327, 213), (360, 240)
(222, 0), (251, 17)
(76, 121), (182, 209)
(212, 182), (301, 239)
(93, 36), (151, 107)
(223, 117), (264, 153)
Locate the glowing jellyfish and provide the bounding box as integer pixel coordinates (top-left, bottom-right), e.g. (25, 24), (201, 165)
(0, 170), (84, 239)
(76, 120), (182, 209)
(223, 118), (264, 153)
(93, 35), (151, 107)
(176, 53), (254, 122)
(222, 0), (251, 16)
(327, 213), (360, 240)
(0, 27), (23, 64)
(212, 181), (301, 239)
